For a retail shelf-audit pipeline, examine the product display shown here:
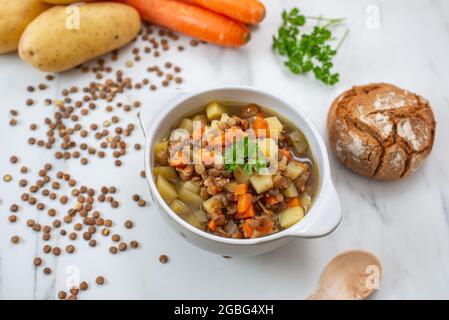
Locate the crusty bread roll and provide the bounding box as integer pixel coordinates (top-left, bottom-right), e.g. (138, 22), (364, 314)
(327, 83), (436, 181)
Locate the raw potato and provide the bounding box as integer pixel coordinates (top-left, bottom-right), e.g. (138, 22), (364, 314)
(153, 167), (177, 181)
(250, 175), (273, 194)
(0, 0), (50, 54)
(156, 175), (178, 203)
(42, 0), (95, 4)
(279, 207), (305, 229)
(18, 3), (141, 72)
(206, 102), (226, 121)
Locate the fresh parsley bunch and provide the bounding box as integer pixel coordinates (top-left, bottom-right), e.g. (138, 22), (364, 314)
(273, 8), (348, 86)
(224, 136), (267, 174)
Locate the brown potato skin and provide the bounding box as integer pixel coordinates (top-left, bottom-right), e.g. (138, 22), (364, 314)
(327, 83), (436, 181)
(18, 2), (141, 72)
(0, 0), (50, 54)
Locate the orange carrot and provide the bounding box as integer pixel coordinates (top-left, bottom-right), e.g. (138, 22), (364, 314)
(265, 195), (280, 205)
(181, 0), (266, 25)
(235, 202), (255, 219)
(169, 150), (187, 168)
(242, 219), (254, 238)
(237, 193), (252, 213)
(119, 0), (250, 47)
(253, 116), (268, 138)
(234, 184), (248, 196)
(256, 220), (273, 234)
(287, 197), (302, 208)
(280, 148), (293, 161)
(208, 219), (217, 231)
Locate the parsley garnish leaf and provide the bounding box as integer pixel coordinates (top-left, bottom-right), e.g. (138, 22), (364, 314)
(224, 136), (267, 174)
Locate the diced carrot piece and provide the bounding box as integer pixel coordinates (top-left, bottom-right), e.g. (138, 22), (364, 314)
(235, 202), (255, 219)
(256, 221), (273, 234)
(234, 184), (248, 196)
(237, 193), (252, 213)
(287, 197), (302, 208)
(253, 116), (269, 138)
(265, 195), (280, 205)
(280, 148), (293, 161)
(169, 151), (187, 168)
(242, 219), (254, 238)
(208, 219), (217, 231)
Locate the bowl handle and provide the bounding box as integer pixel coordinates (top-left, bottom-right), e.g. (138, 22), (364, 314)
(286, 182), (342, 238)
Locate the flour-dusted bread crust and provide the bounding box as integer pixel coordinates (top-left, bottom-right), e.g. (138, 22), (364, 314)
(327, 83), (436, 180)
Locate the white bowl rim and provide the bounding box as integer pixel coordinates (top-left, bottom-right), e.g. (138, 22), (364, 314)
(142, 85), (334, 246)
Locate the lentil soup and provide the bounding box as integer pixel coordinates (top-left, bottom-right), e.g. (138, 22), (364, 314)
(152, 101), (318, 239)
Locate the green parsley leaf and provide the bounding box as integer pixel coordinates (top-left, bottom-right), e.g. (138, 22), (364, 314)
(224, 136), (267, 174)
(273, 8), (348, 86)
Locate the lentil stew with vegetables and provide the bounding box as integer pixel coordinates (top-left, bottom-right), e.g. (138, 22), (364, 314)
(152, 101), (318, 239)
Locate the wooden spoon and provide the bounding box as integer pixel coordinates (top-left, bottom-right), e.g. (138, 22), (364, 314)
(308, 250), (382, 300)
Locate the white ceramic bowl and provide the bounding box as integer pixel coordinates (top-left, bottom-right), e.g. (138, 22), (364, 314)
(140, 86), (342, 257)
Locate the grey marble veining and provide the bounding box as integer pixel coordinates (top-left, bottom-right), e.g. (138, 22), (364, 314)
(0, 0), (449, 299)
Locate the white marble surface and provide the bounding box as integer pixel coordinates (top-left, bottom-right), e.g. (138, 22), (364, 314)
(1, 0), (449, 300)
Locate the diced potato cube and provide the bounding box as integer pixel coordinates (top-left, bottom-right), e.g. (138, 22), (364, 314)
(220, 113), (231, 123)
(258, 138), (278, 159)
(156, 175), (178, 203)
(284, 160), (308, 180)
(290, 130), (309, 154)
(279, 207), (305, 229)
(250, 175), (273, 194)
(154, 141), (168, 154)
(210, 120), (222, 131)
(178, 118), (193, 134)
(234, 167), (250, 184)
(170, 199), (188, 215)
(224, 182), (237, 193)
(170, 128), (190, 142)
(180, 180), (200, 194)
(178, 188), (203, 206)
(301, 194), (312, 211)
(283, 182), (299, 197)
(206, 101), (226, 121)
(186, 210), (208, 229)
(265, 116), (283, 133)
(193, 114), (207, 124)
(153, 167), (177, 181)
(202, 194), (224, 214)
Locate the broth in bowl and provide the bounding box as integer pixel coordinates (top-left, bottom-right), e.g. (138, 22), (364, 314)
(152, 101), (318, 239)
